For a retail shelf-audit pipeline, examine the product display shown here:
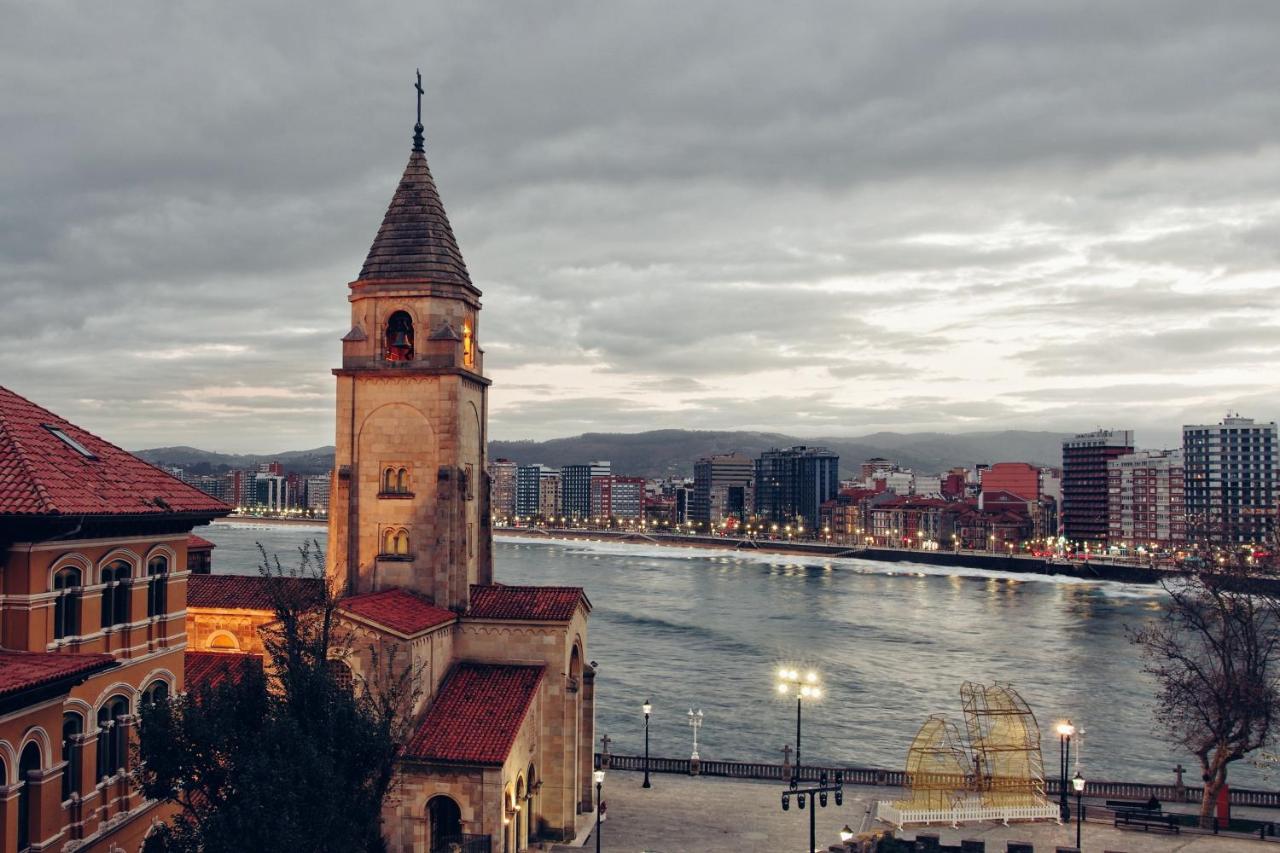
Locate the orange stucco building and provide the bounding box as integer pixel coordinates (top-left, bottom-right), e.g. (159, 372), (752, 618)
(0, 386), (230, 852)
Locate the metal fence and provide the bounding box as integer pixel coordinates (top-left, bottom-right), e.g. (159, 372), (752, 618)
(595, 753), (1280, 809)
(432, 833), (491, 853)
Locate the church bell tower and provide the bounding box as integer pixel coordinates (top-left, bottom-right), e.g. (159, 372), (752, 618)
(326, 73), (492, 609)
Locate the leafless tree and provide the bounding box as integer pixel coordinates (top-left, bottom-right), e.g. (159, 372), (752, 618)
(1130, 565), (1280, 828)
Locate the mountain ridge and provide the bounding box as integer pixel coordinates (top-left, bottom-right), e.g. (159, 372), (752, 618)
(134, 429), (1072, 479)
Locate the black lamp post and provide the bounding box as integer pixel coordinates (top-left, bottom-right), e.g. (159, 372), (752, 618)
(1072, 771), (1085, 849)
(642, 700), (652, 789)
(594, 769), (605, 853)
(1055, 720), (1074, 821)
(776, 668), (821, 782)
(780, 770), (843, 853)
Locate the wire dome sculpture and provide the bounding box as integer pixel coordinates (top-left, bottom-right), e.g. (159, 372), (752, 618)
(885, 681), (1056, 828)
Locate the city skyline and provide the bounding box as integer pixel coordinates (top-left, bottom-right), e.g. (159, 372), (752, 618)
(4, 2), (1280, 452)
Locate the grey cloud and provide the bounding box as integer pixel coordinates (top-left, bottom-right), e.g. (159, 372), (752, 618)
(3, 1), (1280, 449)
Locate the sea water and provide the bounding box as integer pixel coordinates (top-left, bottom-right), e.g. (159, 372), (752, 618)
(195, 522), (1262, 787)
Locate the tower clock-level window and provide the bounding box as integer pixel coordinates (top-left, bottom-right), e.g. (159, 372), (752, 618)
(380, 527), (411, 557)
(381, 465), (412, 496)
(385, 310), (415, 361)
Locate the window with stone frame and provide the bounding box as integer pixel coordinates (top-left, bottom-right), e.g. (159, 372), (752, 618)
(53, 565), (82, 640)
(62, 712), (83, 801)
(100, 560), (131, 629)
(146, 555), (168, 618)
(381, 464), (412, 496)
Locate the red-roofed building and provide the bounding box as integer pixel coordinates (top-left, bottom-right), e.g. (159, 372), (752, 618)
(405, 664), (544, 765)
(0, 386), (230, 851)
(340, 588), (456, 637)
(175, 107), (597, 853)
(183, 651), (263, 693)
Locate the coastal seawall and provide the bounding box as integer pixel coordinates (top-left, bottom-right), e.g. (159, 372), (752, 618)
(494, 527), (1170, 584)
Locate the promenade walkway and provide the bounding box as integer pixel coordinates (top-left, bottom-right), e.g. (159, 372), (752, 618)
(549, 772), (1273, 852)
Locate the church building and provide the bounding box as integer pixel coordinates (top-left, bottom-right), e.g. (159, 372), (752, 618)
(185, 90), (598, 853)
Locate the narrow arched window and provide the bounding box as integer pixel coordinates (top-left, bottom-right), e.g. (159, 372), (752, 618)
(385, 311), (414, 361)
(53, 566), (82, 640)
(17, 742), (40, 851)
(397, 468), (409, 493)
(383, 467), (395, 493)
(96, 696), (129, 780)
(143, 681), (169, 706)
(327, 659), (355, 693)
(100, 560), (131, 628)
(382, 528), (396, 555)
(462, 321), (475, 368)
(62, 712), (83, 801)
(147, 556), (168, 618)
(395, 529), (410, 556)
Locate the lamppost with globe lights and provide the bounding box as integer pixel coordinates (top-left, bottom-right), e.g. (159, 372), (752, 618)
(1072, 771), (1086, 849)
(1056, 720), (1075, 821)
(593, 769), (605, 853)
(688, 708), (703, 760)
(776, 668), (820, 782)
(642, 700), (652, 788)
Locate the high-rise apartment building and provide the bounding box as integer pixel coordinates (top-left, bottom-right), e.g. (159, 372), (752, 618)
(754, 446), (840, 529)
(1061, 429), (1134, 545)
(306, 474), (331, 513)
(1183, 416), (1278, 545)
(561, 460), (610, 520)
(488, 458), (518, 520)
(516, 463), (559, 518)
(691, 453), (754, 524)
(1107, 449), (1185, 548)
(590, 475), (644, 520)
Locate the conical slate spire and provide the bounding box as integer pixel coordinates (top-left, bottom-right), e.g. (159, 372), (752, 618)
(358, 150), (474, 288)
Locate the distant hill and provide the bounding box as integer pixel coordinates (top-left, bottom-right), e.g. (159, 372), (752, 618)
(133, 445), (337, 477)
(490, 429), (1071, 479)
(135, 429), (1071, 479)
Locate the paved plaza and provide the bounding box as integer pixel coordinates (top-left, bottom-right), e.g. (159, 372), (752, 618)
(549, 771), (1277, 853)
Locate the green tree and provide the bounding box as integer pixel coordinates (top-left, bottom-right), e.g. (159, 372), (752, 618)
(137, 542), (416, 852)
(1129, 565), (1280, 828)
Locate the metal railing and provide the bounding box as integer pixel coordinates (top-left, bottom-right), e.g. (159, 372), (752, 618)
(595, 753), (1280, 809)
(432, 833), (491, 853)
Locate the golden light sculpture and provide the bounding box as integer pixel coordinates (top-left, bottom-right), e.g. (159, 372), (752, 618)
(960, 682), (1048, 808)
(880, 681), (1057, 828)
(895, 715), (971, 811)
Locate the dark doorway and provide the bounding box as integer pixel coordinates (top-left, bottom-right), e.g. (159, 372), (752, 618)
(428, 795), (463, 852)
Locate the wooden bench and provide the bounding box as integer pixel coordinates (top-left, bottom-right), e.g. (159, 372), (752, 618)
(1113, 808), (1180, 833)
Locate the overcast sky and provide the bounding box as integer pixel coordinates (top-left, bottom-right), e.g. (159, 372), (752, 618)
(3, 1), (1279, 453)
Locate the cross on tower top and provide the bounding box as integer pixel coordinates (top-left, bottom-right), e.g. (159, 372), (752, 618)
(412, 68), (425, 153)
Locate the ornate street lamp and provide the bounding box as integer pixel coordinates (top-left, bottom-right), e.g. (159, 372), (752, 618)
(1056, 720), (1075, 821)
(642, 699), (652, 789)
(593, 769), (605, 853)
(1072, 771), (1086, 850)
(840, 825), (855, 843)
(776, 668), (820, 782)
(687, 708), (703, 760)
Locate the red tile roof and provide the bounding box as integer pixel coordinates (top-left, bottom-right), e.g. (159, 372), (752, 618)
(0, 651), (116, 699)
(404, 664), (544, 765)
(467, 584), (588, 622)
(0, 386), (231, 518)
(184, 651), (262, 692)
(187, 574), (324, 611)
(340, 588), (455, 637)
(187, 534), (217, 550)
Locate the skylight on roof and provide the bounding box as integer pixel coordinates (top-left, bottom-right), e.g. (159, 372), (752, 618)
(43, 425), (97, 459)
